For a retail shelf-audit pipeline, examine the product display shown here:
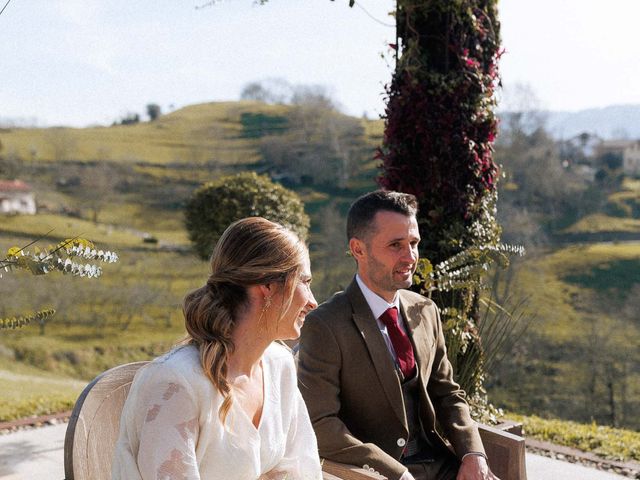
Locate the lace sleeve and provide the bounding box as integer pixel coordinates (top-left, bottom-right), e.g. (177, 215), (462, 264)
(135, 369), (201, 480)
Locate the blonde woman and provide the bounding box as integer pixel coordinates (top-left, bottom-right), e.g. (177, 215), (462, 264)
(112, 217), (321, 480)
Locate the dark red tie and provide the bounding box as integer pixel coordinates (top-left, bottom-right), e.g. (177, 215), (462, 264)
(379, 307), (416, 379)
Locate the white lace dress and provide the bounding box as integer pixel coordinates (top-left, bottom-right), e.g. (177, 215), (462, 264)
(111, 343), (322, 480)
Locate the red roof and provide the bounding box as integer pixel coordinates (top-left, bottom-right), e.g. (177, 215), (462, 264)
(0, 180), (32, 192)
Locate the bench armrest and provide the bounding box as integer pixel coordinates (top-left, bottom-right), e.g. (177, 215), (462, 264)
(478, 423), (527, 480)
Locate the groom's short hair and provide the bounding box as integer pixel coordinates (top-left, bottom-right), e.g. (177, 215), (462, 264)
(347, 190), (418, 242)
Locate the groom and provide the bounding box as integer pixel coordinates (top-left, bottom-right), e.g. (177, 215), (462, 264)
(297, 190), (498, 480)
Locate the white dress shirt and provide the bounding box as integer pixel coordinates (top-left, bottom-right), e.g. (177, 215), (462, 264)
(355, 274), (410, 368)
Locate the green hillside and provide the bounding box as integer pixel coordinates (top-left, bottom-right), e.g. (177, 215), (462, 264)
(1, 100), (382, 241)
(2, 101), (278, 166)
(488, 242), (640, 429)
(561, 178), (640, 236)
(1, 100), (383, 169)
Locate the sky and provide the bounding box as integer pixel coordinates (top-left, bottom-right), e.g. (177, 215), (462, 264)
(1, 0), (639, 127)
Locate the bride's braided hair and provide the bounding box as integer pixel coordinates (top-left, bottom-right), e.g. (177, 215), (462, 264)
(182, 217), (305, 422)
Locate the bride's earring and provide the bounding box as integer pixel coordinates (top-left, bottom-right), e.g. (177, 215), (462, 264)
(258, 295), (272, 332)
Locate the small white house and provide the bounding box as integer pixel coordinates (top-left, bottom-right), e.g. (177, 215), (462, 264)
(594, 139), (640, 177)
(0, 180), (37, 215)
(623, 142), (640, 177)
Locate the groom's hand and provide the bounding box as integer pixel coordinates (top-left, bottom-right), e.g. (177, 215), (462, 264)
(456, 454), (500, 480)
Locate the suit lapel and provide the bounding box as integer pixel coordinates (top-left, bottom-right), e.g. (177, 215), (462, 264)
(399, 291), (433, 382)
(347, 280), (406, 426)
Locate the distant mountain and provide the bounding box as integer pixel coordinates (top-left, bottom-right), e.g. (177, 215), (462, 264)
(499, 104), (640, 140)
(547, 105), (640, 139)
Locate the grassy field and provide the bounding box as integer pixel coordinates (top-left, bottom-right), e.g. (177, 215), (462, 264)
(0, 211), (191, 249)
(1, 101), (383, 167)
(0, 243), (208, 422)
(506, 413), (640, 462)
(531, 242), (640, 331)
(2, 102), (267, 166)
(488, 242), (640, 429)
(0, 360), (86, 421)
(562, 177), (640, 235)
(0, 213), (151, 247)
(562, 213), (640, 234)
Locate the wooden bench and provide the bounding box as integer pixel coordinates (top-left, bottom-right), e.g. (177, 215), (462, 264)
(64, 361), (525, 480)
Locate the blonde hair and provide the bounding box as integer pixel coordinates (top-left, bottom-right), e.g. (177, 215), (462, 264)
(182, 217), (306, 422)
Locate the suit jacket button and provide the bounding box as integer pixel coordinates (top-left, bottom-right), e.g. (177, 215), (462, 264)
(397, 438), (406, 447)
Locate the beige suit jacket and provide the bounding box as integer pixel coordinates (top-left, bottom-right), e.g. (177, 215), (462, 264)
(297, 279), (484, 480)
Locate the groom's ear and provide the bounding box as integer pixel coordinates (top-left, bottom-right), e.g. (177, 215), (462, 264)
(349, 237), (365, 261)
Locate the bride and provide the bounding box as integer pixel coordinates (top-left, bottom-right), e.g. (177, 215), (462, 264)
(112, 217), (321, 480)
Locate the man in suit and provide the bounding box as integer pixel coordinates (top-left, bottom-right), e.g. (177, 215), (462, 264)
(298, 190), (498, 480)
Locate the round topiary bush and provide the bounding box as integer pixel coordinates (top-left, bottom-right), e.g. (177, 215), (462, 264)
(184, 172), (310, 260)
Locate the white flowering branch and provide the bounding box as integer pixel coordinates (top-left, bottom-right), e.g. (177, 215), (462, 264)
(1, 238), (118, 279)
(1, 237), (119, 331)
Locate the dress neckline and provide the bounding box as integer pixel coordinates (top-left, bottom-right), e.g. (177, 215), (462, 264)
(232, 354), (269, 434)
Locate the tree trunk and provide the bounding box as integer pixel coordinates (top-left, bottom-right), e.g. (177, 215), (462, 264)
(377, 0), (502, 413)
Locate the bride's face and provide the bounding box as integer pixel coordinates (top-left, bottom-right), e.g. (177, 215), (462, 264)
(273, 253), (317, 341)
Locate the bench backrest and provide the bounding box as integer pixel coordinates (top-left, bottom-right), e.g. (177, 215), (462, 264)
(64, 361), (149, 480)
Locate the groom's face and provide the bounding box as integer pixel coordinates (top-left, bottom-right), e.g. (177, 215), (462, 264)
(350, 210), (420, 302)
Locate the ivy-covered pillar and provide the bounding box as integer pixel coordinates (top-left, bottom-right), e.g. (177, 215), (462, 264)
(377, 0), (502, 416)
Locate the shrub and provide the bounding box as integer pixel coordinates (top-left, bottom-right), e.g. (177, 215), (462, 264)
(184, 172), (310, 260)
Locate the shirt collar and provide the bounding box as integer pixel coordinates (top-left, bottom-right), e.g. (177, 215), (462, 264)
(355, 274), (400, 321)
